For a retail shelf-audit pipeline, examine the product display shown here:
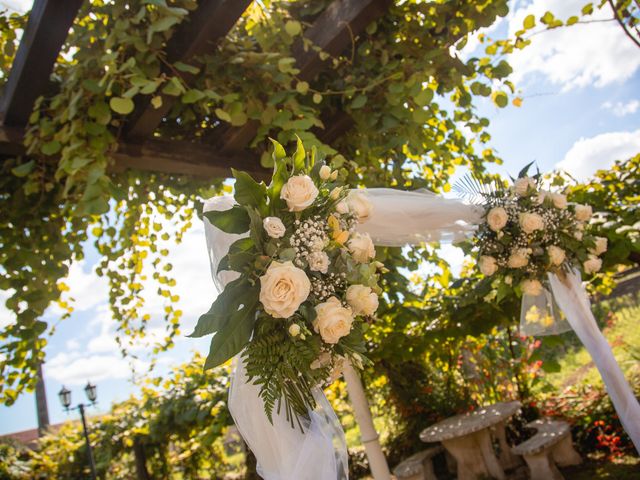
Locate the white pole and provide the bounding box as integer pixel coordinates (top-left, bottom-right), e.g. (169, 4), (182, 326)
(343, 361), (392, 480)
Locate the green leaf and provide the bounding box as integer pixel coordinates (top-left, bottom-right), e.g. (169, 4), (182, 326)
(174, 61), (200, 74)
(414, 89), (433, 107)
(350, 94), (367, 109)
(11, 160), (35, 177)
(151, 96), (163, 109)
(109, 97), (135, 115)
(232, 169), (267, 208)
(204, 294), (259, 369)
(41, 141), (61, 156)
(215, 108), (231, 123)
(189, 277), (252, 337)
(268, 157), (288, 212)
(181, 89), (205, 104)
(523, 14), (535, 30)
(492, 91), (508, 108)
(162, 77), (184, 96)
(147, 16), (180, 43)
(313, 93), (322, 104)
(296, 81), (309, 95)
(292, 135), (305, 172)
(284, 20), (301, 36)
(269, 138), (286, 160)
(204, 206), (250, 234)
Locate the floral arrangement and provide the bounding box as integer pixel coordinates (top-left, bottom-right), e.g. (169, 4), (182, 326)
(191, 138), (380, 426)
(467, 165), (607, 327)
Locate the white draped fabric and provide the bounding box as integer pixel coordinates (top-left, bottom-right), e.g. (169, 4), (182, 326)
(548, 270), (640, 453)
(202, 189), (640, 478)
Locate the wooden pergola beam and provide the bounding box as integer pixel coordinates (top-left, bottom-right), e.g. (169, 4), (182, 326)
(215, 0), (393, 154)
(0, 0), (84, 126)
(0, 127), (268, 179)
(125, 0), (252, 139)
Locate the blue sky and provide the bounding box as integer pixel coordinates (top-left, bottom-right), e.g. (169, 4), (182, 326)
(1, 0), (639, 435)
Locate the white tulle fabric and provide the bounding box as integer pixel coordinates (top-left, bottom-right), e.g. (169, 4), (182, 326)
(548, 270), (640, 453)
(356, 188), (483, 246)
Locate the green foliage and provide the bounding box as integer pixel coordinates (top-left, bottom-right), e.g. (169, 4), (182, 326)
(1, 354), (235, 479)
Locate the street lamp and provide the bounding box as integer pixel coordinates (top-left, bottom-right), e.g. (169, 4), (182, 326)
(58, 383), (98, 480)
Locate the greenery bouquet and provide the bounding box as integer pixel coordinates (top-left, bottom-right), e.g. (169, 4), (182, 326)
(191, 139), (380, 427)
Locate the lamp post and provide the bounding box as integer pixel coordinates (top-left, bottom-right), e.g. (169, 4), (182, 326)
(58, 382), (98, 480)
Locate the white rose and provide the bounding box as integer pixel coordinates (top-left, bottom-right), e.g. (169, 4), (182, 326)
(574, 231), (583, 241)
(345, 190), (373, 223)
(508, 248), (529, 268)
(319, 165), (332, 180)
(259, 261), (310, 318)
(288, 324), (300, 337)
(346, 285), (379, 316)
(336, 201), (349, 215)
(519, 212), (544, 234)
(307, 251), (330, 273)
(575, 204), (593, 222)
(263, 217), (286, 238)
(551, 193), (567, 209)
(479, 256), (498, 276)
(583, 255), (602, 274)
(521, 279), (543, 296)
(313, 297), (354, 344)
(348, 233), (376, 263)
(514, 177), (536, 196)
(280, 175), (319, 212)
(487, 207), (508, 232)
(591, 236), (608, 255)
(547, 246), (566, 266)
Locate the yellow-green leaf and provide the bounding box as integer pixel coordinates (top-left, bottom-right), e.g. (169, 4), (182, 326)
(109, 97), (135, 115)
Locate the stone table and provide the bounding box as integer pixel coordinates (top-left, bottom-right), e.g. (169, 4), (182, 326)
(419, 401), (522, 480)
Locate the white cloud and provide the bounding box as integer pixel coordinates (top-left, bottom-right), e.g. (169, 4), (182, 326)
(0, 0), (31, 13)
(45, 351), (149, 386)
(508, 0), (640, 90)
(0, 289), (16, 330)
(556, 129), (640, 180)
(48, 260), (109, 316)
(602, 99), (640, 117)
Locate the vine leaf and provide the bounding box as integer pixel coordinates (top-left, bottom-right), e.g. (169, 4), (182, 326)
(232, 169), (267, 209)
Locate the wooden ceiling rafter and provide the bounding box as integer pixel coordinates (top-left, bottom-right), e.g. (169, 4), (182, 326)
(0, 0), (84, 126)
(124, 0), (253, 140)
(213, 0), (394, 154)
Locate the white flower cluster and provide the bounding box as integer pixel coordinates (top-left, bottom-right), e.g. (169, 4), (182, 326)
(477, 175), (607, 293)
(290, 217), (329, 268)
(311, 272), (347, 301)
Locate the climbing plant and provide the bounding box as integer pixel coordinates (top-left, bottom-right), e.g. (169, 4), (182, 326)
(0, 0), (543, 405)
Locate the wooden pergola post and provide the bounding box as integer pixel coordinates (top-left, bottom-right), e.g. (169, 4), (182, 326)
(343, 361), (392, 480)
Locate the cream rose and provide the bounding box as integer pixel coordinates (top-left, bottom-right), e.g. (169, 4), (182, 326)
(329, 186), (343, 200)
(346, 285), (379, 316)
(259, 261), (310, 318)
(519, 212), (544, 234)
(336, 200), (349, 215)
(345, 190), (373, 223)
(313, 297), (354, 344)
(551, 193), (567, 209)
(263, 216), (286, 238)
(319, 165), (332, 180)
(280, 175), (319, 212)
(575, 204), (592, 222)
(508, 248), (529, 268)
(487, 207), (508, 232)
(348, 232), (375, 263)
(288, 323), (301, 337)
(514, 177), (536, 196)
(547, 246), (566, 266)
(522, 279), (543, 296)
(583, 255), (602, 274)
(591, 236), (608, 255)
(307, 251), (330, 273)
(536, 190), (550, 205)
(479, 256), (498, 276)
(574, 231), (583, 241)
